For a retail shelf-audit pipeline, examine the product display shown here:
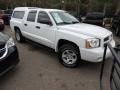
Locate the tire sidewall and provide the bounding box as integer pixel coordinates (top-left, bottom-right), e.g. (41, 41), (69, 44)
(58, 44), (80, 68)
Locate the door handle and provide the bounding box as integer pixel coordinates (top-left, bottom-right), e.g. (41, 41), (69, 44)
(24, 24), (27, 26)
(36, 26), (40, 29)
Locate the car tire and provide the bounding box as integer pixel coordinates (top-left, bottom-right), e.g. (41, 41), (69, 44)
(15, 29), (25, 42)
(115, 26), (120, 36)
(58, 44), (80, 68)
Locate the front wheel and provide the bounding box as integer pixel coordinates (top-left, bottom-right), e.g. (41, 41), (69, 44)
(58, 44), (80, 68)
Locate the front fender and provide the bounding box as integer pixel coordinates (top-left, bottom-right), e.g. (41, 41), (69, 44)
(55, 29), (92, 52)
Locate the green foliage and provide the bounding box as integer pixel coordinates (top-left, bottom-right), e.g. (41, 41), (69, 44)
(89, 1), (104, 12)
(0, 0), (119, 17)
(81, 0), (89, 4)
(0, 1), (6, 9)
(80, 4), (88, 16)
(97, 0), (113, 3)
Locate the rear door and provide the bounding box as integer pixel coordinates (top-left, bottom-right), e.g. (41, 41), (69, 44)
(23, 10), (37, 41)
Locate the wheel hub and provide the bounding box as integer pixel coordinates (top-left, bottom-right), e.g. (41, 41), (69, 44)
(16, 32), (20, 41)
(62, 50), (77, 64)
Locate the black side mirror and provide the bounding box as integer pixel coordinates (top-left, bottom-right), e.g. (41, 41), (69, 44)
(39, 19), (53, 26)
(45, 20), (53, 26)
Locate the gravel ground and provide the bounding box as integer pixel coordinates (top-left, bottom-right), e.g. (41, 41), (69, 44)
(0, 26), (119, 90)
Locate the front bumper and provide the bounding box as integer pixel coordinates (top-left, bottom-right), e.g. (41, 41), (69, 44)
(80, 40), (115, 62)
(0, 46), (19, 76)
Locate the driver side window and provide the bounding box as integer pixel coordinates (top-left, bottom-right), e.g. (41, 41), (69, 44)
(37, 11), (52, 25)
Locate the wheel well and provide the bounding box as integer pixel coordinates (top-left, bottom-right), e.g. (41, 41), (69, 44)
(57, 39), (79, 51)
(14, 26), (20, 31)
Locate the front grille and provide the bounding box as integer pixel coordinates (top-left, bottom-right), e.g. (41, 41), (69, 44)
(0, 48), (6, 57)
(104, 34), (113, 42)
(103, 34), (113, 47)
(104, 36), (109, 42)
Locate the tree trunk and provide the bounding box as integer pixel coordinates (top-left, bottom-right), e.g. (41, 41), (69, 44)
(103, 3), (107, 15)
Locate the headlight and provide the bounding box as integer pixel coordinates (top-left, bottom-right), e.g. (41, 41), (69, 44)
(6, 38), (15, 48)
(86, 38), (100, 48)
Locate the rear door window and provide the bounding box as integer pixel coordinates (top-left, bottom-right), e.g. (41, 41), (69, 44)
(27, 10), (37, 22)
(12, 11), (25, 19)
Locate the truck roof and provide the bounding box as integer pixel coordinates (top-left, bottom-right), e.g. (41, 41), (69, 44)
(14, 7), (63, 12)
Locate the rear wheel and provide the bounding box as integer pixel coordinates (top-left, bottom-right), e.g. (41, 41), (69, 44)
(15, 29), (25, 42)
(58, 44), (80, 68)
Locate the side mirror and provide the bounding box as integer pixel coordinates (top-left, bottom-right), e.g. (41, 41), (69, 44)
(39, 20), (53, 26)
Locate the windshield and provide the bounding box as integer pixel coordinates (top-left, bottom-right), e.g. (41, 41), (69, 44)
(50, 11), (79, 25)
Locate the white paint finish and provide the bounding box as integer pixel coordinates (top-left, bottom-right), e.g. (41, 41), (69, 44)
(10, 7), (115, 62)
(57, 23), (112, 38)
(80, 40), (115, 62)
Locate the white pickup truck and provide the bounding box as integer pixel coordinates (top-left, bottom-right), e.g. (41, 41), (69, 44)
(10, 7), (115, 68)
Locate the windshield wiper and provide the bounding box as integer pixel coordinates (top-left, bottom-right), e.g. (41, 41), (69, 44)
(58, 22), (72, 25)
(57, 21), (79, 25)
(72, 21), (79, 24)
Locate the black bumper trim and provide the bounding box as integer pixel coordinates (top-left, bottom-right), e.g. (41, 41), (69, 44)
(0, 46), (20, 76)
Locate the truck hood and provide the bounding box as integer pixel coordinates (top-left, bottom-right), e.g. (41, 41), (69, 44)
(57, 23), (112, 38)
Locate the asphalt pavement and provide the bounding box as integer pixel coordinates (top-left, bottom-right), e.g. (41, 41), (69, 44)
(0, 26), (119, 90)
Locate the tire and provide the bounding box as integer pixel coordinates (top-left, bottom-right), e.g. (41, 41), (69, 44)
(115, 26), (120, 36)
(15, 29), (25, 42)
(58, 44), (80, 68)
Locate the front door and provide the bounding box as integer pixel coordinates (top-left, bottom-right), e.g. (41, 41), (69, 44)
(34, 11), (56, 48)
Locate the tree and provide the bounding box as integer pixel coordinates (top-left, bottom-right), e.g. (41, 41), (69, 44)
(0, 1), (6, 9)
(0, 0), (119, 17)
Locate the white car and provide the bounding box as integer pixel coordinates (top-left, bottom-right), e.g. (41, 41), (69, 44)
(10, 7), (115, 68)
